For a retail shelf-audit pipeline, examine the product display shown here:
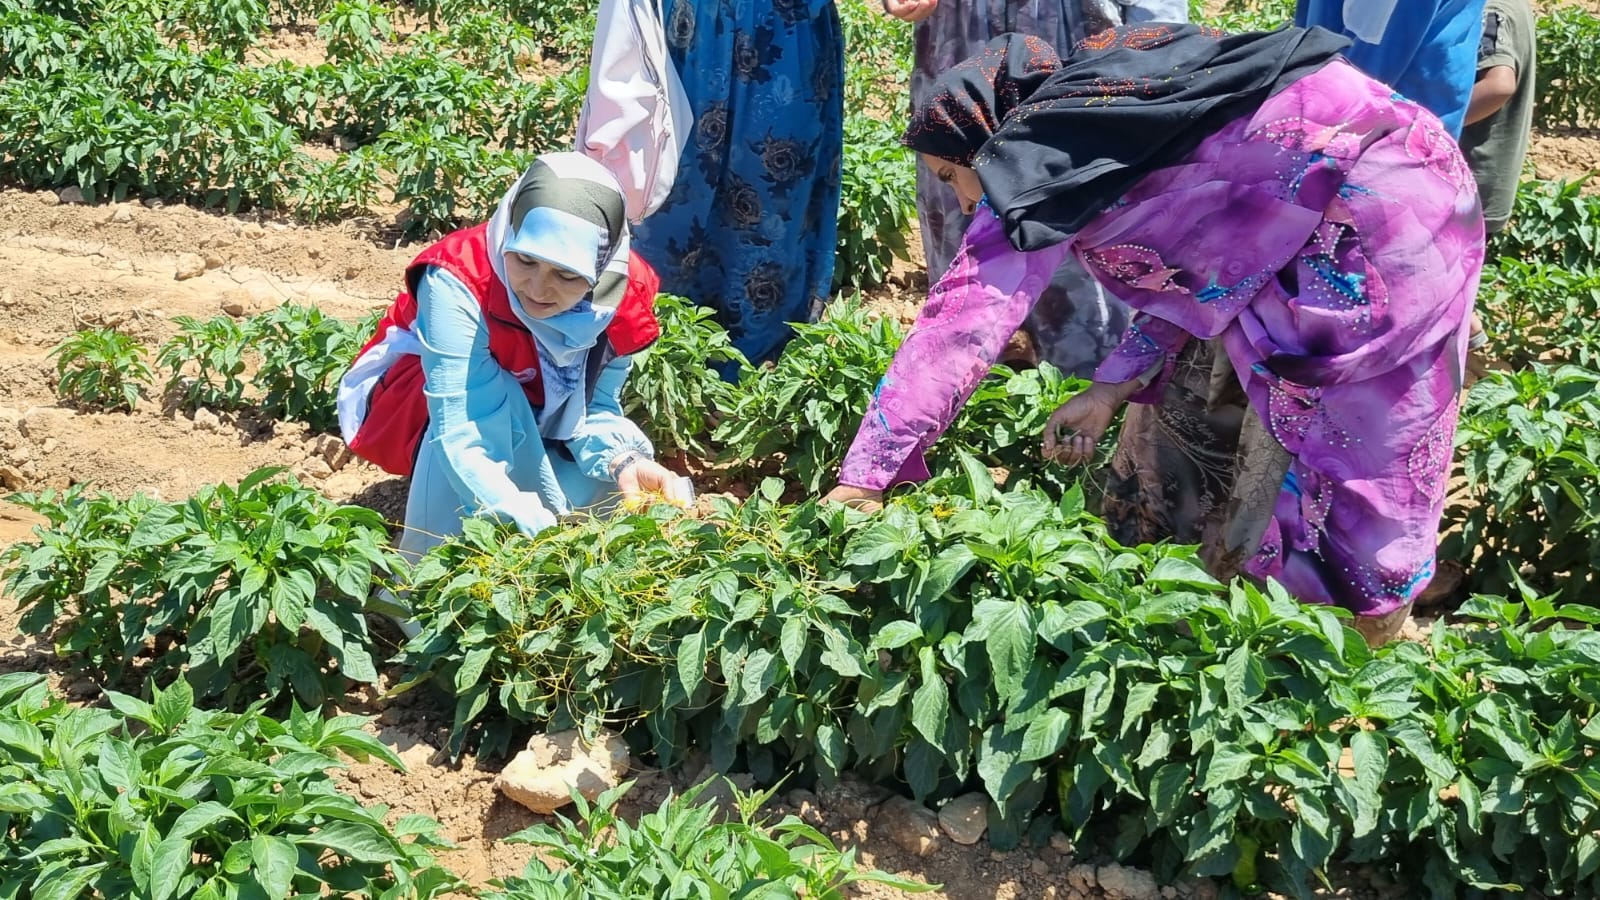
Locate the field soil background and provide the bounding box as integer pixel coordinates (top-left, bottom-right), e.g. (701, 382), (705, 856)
(2, 1), (1599, 895)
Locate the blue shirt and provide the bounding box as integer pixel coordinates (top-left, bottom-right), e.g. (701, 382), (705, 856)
(1295, 0), (1487, 137)
(413, 266), (652, 534)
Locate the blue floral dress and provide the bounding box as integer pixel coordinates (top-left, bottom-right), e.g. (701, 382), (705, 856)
(633, 0), (845, 371)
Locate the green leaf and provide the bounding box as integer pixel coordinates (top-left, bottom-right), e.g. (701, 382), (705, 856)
(152, 679), (193, 734)
(105, 692), (158, 729)
(780, 616), (807, 671)
(1201, 743), (1255, 791)
(1020, 708), (1073, 762)
(911, 646), (950, 747)
(741, 648), (779, 700)
(295, 821), (403, 864)
(31, 862), (108, 900)
(1148, 555), (1222, 589)
(975, 725), (1030, 804)
(151, 835), (191, 900)
(815, 722), (847, 779)
(818, 626), (865, 678)
(97, 740), (140, 795)
(1120, 682), (1160, 738)
(1390, 722), (1457, 783)
(869, 620), (923, 652)
(1223, 645), (1265, 708)
(678, 629), (707, 697)
(169, 801), (239, 840)
(0, 782), (50, 814)
(251, 833), (299, 899)
(969, 599), (1036, 701)
(455, 646), (493, 694)
(1349, 731), (1387, 799)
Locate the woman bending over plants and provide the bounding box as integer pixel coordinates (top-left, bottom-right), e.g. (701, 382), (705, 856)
(824, 26), (1482, 646)
(338, 154), (692, 610)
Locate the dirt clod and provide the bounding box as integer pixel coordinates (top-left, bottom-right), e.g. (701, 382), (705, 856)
(174, 253), (207, 281)
(875, 796), (942, 858)
(938, 792), (989, 845)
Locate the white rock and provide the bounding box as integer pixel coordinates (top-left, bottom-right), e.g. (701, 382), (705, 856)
(1097, 863), (1161, 900)
(494, 729), (630, 815)
(937, 792), (989, 845)
(874, 796), (941, 858)
(107, 205), (134, 224)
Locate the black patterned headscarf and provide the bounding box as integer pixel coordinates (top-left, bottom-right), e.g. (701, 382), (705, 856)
(903, 24), (1352, 251)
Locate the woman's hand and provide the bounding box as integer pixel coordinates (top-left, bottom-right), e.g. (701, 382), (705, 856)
(882, 0), (938, 22)
(617, 458), (694, 508)
(1042, 381), (1137, 466)
(823, 484), (885, 513)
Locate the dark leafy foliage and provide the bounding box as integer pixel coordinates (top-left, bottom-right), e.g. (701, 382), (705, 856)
(0, 673), (462, 900)
(1, 468), (403, 707)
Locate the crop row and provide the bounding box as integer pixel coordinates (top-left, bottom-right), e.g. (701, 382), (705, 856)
(0, 0), (917, 285)
(1, 670), (907, 898)
(52, 303), (375, 431)
(9, 451), (1600, 897)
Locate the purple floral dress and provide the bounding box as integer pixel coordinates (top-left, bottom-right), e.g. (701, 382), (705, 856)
(841, 59), (1484, 615)
(910, 0), (1187, 376)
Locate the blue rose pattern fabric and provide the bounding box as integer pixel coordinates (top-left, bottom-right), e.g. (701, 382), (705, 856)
(633, 0), (845, 373)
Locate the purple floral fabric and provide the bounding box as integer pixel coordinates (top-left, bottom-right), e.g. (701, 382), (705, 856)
(841, 60), (1483, 615)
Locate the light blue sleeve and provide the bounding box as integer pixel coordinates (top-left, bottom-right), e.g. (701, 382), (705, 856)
(1120, 0), (1189, 23)
(564, 354), (655, 482)
(414, 267), (559, 535)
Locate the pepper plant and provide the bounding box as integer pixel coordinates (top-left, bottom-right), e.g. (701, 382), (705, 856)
(251, 302), (369, 432)
(1534, 5), (1600, 130)
(317, 0), (395, 64)
(1489, 176), (1600, 271)
(1476, 258), (1600, 367)
(621, 293), (750, 460)
(50, 326), (153, 413)
(0, 673), (462, 900)
(1, 468), (403, 707)
(488, 780), (935, 899)
(713, 299), (902, 492)
(836, 112), (915, 290)
(1442, 365), (1600, 600)
(398, 463), (1600, 897)
(157, 314), (253, 413)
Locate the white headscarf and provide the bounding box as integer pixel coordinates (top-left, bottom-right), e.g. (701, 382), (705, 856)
(483, 153), (632, 440)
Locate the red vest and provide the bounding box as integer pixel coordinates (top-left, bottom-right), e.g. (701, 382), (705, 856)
(340, 224), (660, 476)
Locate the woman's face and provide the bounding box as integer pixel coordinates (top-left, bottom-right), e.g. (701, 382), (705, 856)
(503, 252), (591, 318)
(921, 153), (984, 215)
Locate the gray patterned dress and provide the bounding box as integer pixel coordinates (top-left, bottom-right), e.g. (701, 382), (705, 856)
(909, 0), (1188, 376)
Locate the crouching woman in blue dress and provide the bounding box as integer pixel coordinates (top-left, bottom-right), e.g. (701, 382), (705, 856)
(338, 153), (692, 594)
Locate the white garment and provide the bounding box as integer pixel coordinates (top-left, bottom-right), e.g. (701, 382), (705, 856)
(575, 0), (693, 224)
